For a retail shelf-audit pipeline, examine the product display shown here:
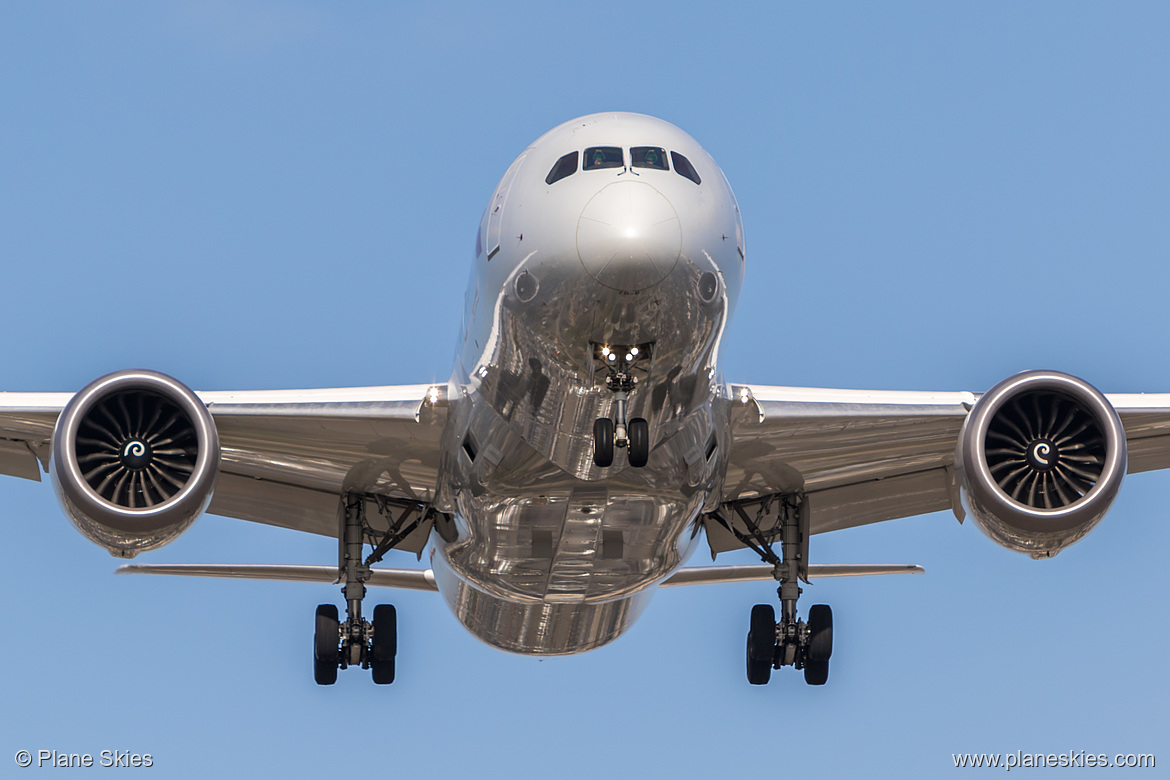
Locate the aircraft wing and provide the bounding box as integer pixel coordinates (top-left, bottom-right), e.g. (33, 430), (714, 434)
(715, 383), (1170, 554)
(0, 385), (447, 553)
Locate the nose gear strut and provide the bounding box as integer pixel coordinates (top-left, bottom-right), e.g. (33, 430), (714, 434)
(591, 343), (652, 468)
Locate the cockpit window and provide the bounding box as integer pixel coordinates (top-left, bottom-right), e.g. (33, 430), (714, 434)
(631, 146), (668, 170)
(545, 152), (578, 185)
(583, 146), (623, 170)
(671, 151), (701, 185)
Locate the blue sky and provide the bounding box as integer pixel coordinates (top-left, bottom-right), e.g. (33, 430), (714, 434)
(2, 2), (1168, 777)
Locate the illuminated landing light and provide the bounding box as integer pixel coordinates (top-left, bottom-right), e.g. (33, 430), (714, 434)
(601, 347), (611, 357)
(739, 388), (751, 404)
(427, 386), (441, 404)
(625, 353), (634, 362)
(607, 353), (616, 362)
(630, 347), (639, 356)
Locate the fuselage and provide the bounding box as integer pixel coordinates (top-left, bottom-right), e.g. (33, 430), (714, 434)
(430, 113), (746, 653)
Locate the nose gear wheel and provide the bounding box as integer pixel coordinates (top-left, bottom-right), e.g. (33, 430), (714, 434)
(627, 418), (649, 468)
(593, 419), (614, 467)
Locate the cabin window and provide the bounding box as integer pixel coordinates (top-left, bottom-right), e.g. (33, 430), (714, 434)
(583, 146), (623, 170)
(631, 146), (668, 170)
(671, 151), (701, 185)
(545, 152), (578, 185)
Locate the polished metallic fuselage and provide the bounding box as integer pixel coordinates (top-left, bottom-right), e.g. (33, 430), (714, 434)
(430, 114), (746, 653)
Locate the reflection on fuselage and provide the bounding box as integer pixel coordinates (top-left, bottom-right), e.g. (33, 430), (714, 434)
(430, 113), (746, 654)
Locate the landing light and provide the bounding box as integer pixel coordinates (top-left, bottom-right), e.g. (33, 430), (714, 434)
(625, 353), (633, 362)
(427, 387), (441, 404)
(630, 347), (639, 356)
(739, 388), (751, 404)
(607, 353), (616, 362)
(601, 347), (611, 357)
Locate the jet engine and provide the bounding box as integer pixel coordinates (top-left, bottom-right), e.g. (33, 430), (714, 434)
(50, 370), (220, 558)
(955, 370), (1126, 558)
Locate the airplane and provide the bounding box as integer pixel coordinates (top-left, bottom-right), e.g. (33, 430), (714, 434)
(3, 111), (1169, 687)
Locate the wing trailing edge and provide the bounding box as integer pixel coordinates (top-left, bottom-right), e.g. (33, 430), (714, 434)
(117, 563), (439, 591)
(117, 562), (920, 591)
(659, 563), (924, 587)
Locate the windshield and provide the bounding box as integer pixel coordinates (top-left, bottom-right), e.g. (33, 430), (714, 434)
(583, 146), (623, 170)
(631, 146), (668, 170)
(545, 152), (578, 185)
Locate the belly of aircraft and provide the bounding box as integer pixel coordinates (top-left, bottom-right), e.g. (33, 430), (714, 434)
(432, 481), (707, 654)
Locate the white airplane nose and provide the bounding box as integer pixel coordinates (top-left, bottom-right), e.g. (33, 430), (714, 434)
(576, 181), (681, 292)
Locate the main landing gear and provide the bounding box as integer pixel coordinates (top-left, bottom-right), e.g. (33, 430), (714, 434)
(715, 494), (834, 686)
(592, 344), (650, 469)
(314, 493), (428, 686)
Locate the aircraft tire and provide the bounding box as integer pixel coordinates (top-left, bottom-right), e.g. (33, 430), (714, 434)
(806, 604), (833, 662)
(371, 604), (397, 685)
(746, 604), (775, 685)
(803, 658), (829, 686)
(593, 418), (614, 467)
(314, 604), (339, 686)
(628, 418), (649, 467)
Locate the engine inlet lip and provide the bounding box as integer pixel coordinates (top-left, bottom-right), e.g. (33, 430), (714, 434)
(959, 370), (1126, 533)
(50, 369), (220, 533)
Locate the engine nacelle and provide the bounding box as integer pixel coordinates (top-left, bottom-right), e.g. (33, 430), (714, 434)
(955, 370), (1126, 558)
(50, 370), (220, 558)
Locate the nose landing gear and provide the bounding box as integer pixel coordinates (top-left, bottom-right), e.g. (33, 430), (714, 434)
(591, 343), (651, 469)
(592, 415), (649, 468)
